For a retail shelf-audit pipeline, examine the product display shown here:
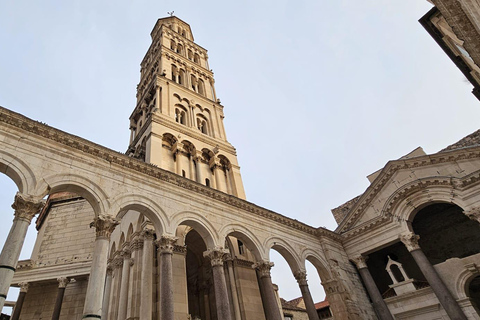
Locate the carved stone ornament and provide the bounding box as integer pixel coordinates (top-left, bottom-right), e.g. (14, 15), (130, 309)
(294, 270), (308, 286)
(18, 282), (29, 293)
(400, 232), (421, 252)
(203, 248), (228, 267)
(464, 207), (480, 223)
(141, 228), (156, 241)
(121, 249), (131, 259)
(57, 277), (69, 288)
(157, 236), (178, 254)
(106, 266), (113, 276)
(253, 260), (274, 278)
(352, 255), (368, 269)
(12, 192), (45, 223)
(89, 215), (119, 239)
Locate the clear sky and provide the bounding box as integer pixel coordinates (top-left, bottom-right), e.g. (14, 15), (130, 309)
(1, 0), (480, 309)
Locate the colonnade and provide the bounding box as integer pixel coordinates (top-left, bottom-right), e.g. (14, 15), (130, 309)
(353, 231), (470, 320)
(0, 192), (321, 320)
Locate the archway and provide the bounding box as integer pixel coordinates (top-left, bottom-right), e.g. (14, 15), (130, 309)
(412, 203), (480, 265)
(468, 275), (480, 314)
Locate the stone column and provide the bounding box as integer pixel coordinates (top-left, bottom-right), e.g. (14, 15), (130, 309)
(225, 256), (242, 320)
(352, 255), (393, 320)
(253, 261), (283, 320)
(10, 282), (29, 320)
(52, 277), (69, 320)
(82, 215), (119, 320)
(194, 155), (203, 184)
(101, 266), (113, 320)
(204, 248), (232, 320)
(400, 232), (467, 320)
(0, 193), (44, 310)
(128, 235), (143, 319)
(117, 248), (132, 320)
(157, 235), (177, 320)
(294, 271), (320, 320)
(140, 229), (155, 320)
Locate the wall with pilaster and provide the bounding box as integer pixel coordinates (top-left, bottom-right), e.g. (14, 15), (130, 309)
(234, 261), (266, 320)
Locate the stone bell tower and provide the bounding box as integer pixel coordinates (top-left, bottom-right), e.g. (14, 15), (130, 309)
(127, 16), (246, 199)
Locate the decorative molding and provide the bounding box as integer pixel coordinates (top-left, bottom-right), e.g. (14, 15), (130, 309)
(203, 248), (228, 267)
(89, 215), (119, 240)
(12, 192), (45, 223)
(400, 232), (421, 252)
(0, 106), (337, 240)
(173, 245), (187, 255)
(293, 270), (308, 286)
(156, 236), (177, 254)
(234, 258), (255, 268)
(351, 255), (368, 269)
(253, 260), (274, 278)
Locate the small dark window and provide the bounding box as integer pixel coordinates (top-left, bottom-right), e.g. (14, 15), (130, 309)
(205, 178), (210, 187)
(238, 240), (245, 255)
(182, 170), (186, 177)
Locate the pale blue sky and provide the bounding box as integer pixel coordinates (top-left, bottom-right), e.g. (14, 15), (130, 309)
(1, 0), (480, 308)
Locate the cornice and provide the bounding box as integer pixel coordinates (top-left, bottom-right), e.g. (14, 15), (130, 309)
(337, 149), (480, 233)
(0, 106), (333, 240)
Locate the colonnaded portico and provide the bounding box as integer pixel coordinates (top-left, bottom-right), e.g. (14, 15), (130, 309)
(0, 104), (375, 319)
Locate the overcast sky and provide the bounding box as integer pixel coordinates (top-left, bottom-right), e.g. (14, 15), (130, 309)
(1, 0), (480, 308)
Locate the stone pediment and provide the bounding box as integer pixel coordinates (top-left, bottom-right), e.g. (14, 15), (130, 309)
(335, 146), (480, 235)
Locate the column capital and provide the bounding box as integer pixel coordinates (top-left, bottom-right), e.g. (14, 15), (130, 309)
(203, 248), (228, 267)
(130, 238), (144, 251)
(89, 215), (119, 240)
(400, 232), (421, 252)
(12, 193), (45, 223)
(18, 282), (29, 293)
(156, 235), (178, 254)
(293, 270), (308, 286)
(464, 207), (480, 223)
(57, 277), (69, 288)
(106, 266), (113, 276)
(352, 255), (368, 269)
(141, 228), (156, 241)
(253, 260), (274, 278)
(120, 248), (131, 259)
(113, 256), (124, 269)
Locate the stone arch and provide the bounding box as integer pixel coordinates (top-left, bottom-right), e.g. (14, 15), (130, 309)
(109, 242), (116, 259)
(126, 224), (134, 241)
(119, 232), (125, 247)
(264, 237), (302, 272)
(456, 266), (480, 300)
(302, 249), (333, 282)
(111, 193), (167, 237)
(36, 173), (109, 216)
(170, 211), (218, 248)
(219, 223), (264, 261)
(381, 177), (469, 230)
(0, 149), (37, 195)
(135, 214), (145, 231)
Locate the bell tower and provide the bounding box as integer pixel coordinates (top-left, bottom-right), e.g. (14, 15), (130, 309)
(127, 16), (246, 199)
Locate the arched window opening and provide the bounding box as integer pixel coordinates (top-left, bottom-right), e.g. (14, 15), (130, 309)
(179, 69), (186, 85)
(170, 40), (175, 50)
(175, 108), (187, 125)
(171, 65), (178, 82)
(177, 44), (183, 55)
(191, 75), (197, 92)
(237, 240), (245, 255)
(198, 80), (205, 96)
(194, 53), (200, 64)
(182, 30), (186, 37)
(188, 50), (193, 60)
(390, 265), (405, 283)
(182, 170), (186, 178)
(412, 203), (480, 265)
(205, 178), (210, 187)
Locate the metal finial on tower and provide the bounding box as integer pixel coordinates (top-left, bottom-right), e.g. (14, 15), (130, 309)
(167, 11), (174, 17)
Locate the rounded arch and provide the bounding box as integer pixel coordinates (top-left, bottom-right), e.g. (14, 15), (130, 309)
(0, 150), (37, 195)
(111, 193), (167, 236)
(302, 249), (333, 282)
(264, 237), (302, 273)
(381, 177), (469, 230)
(219, 223), (264, 261)
(36, 173), (110, 216)
(119, 232), (126, 247)
(170, 211), (218, 248)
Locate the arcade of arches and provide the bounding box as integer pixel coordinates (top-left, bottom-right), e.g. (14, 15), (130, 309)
(2, 7), (480, 320)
